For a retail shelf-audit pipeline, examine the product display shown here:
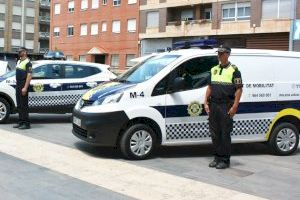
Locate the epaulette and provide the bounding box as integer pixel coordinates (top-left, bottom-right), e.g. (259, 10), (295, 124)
(231, 64), (238, 71)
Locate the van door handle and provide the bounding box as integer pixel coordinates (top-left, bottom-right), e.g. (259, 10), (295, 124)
(50, 83), (61, 88)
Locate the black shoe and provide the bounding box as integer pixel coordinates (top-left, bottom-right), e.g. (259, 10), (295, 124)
(13, 123), (22, 128)
(216, 161), (230, 169)
(18, 124), (31, 130)
(209, 159), (218, 168)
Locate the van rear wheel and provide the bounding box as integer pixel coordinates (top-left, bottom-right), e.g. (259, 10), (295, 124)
(269, 122), (299, 155)
(0, 98), (10, 124)
(120, 124), (156, 160)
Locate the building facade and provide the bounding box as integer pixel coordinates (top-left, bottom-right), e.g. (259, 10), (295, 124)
(139, 0), (300, 55)
(0, 0), (50, 60)
(50, 0), (139, 72)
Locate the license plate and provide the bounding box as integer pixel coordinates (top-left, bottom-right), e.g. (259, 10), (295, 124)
(73, 117), (81, 127)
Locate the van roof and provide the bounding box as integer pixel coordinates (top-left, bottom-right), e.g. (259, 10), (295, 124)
(158, 48), (300, 58)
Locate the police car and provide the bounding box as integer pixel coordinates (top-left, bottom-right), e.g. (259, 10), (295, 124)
(72, 49), (300, 159)
(0, 60), (116, 123)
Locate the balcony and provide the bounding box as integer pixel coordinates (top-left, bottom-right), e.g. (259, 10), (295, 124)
(39, 32), (50, 40)
(40, 0), (50, 9)
(140, 19), (213, 39)
(140, 18), (292, 39)
(141, 0), (214, 10)
(39, 48), (49, 54)
(39, 16), (50, 24)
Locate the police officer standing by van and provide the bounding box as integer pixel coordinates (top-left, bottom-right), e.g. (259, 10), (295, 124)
(13, 47), (32, 129)
(204, 46), (243, 169)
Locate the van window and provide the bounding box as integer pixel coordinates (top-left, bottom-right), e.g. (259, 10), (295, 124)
(64, 65), (101, 78)
(117, 55), (180, 83)
(152, 56), (218, 96)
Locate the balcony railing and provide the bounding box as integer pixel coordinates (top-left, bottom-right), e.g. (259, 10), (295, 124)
(40, 0), (50, 8)
(39, 16), (50, 24)
(39, 32), (50, 39)
(39, 48), (49, 54)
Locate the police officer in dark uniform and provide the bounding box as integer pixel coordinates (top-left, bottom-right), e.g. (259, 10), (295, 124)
(13, 47), (32, 129)
(204, 46), (243, 169)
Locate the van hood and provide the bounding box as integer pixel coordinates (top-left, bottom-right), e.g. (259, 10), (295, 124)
(82, 81), (136, 102)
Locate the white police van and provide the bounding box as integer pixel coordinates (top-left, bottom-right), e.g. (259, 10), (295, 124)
(72, 49), (300, 159)
(0, 60), (116, 123)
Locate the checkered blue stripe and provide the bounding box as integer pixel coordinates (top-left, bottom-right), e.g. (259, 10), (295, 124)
(166, 119), (272, 141)
(29, 94), (82, 107)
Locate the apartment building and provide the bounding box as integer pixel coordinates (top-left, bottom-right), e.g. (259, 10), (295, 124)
(50, 0), (139, 72)
(140, 0), (300, 55)
(0, 0), (50, 61)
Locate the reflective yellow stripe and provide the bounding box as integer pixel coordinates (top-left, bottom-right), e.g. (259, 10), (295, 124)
(16, 58), (30, 71)
(265, 108), (300, 140)
(211, 65), (235, 84)
(82, 82), (121, 101)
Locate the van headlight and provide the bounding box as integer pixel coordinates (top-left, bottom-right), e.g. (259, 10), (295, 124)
(92, 93), (123, 106)
(75, 99), (84, 110)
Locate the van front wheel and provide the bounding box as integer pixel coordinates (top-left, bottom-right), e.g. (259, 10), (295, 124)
(269, 122), (299, 155)
(120, 124), (157, 160)
(0, 98), (10, 124)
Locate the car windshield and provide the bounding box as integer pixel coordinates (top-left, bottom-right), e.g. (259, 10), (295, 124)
(117, 54), (180, 83)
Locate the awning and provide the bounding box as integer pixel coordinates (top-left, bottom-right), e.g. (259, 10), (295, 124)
(87, 47), (108, 55)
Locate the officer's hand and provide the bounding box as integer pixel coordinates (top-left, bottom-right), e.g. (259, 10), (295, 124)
(204, 103), (210, 115)
(228, 105), (238, 118)
(21, 88), (27, 96)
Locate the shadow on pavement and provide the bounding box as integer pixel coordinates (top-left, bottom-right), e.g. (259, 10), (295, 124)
(74, 141), (300, 160)
(6, 114), (72, 124)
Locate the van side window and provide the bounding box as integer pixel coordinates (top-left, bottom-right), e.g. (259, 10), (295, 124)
(152, 56), (218, 96)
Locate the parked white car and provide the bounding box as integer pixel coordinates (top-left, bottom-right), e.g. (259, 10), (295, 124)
(0, 60), (116, 123)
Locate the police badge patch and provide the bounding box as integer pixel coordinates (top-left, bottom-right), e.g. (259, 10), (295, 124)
(213, 69), (218, 75)
(33, 83), (44, 93)
(187, 101), (203, 117)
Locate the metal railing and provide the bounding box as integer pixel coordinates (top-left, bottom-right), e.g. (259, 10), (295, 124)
(39, 16), (50, 23)
(39, 48), (49, 54)
(40, 0), (50, 8)
(39, 32), (50, 39)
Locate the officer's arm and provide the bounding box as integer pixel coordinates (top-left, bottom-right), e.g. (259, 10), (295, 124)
(24, 73), (32, 90)
(233, 88), (242, 109)
(204, 85), (212, 114)
(204, 85), (212, 105)
(23, 63), (32, 92)
(228, 70), (243, 117)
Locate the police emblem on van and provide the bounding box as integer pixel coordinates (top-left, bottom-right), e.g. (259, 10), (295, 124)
(188, 101), (203, 117)
(33, 83), (44, 93)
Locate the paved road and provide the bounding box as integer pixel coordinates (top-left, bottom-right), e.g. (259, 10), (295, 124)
(0, 114), (299, 200)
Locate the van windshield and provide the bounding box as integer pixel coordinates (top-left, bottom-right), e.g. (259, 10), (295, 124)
(1, 70), (15, 79)
(117, 54), (180, 83)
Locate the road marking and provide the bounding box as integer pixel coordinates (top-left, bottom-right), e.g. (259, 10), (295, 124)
(0, 129), (266, 200)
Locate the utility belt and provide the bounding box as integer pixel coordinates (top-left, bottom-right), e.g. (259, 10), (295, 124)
(209, 97), (234, 104)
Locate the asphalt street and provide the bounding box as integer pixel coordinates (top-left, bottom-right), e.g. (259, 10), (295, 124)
(0, 114), (299, 200)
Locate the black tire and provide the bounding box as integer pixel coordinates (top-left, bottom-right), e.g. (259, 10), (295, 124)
(120, 123), (157, 160)
(269, 122), (299, 156)
(0, 97), (10, 124)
